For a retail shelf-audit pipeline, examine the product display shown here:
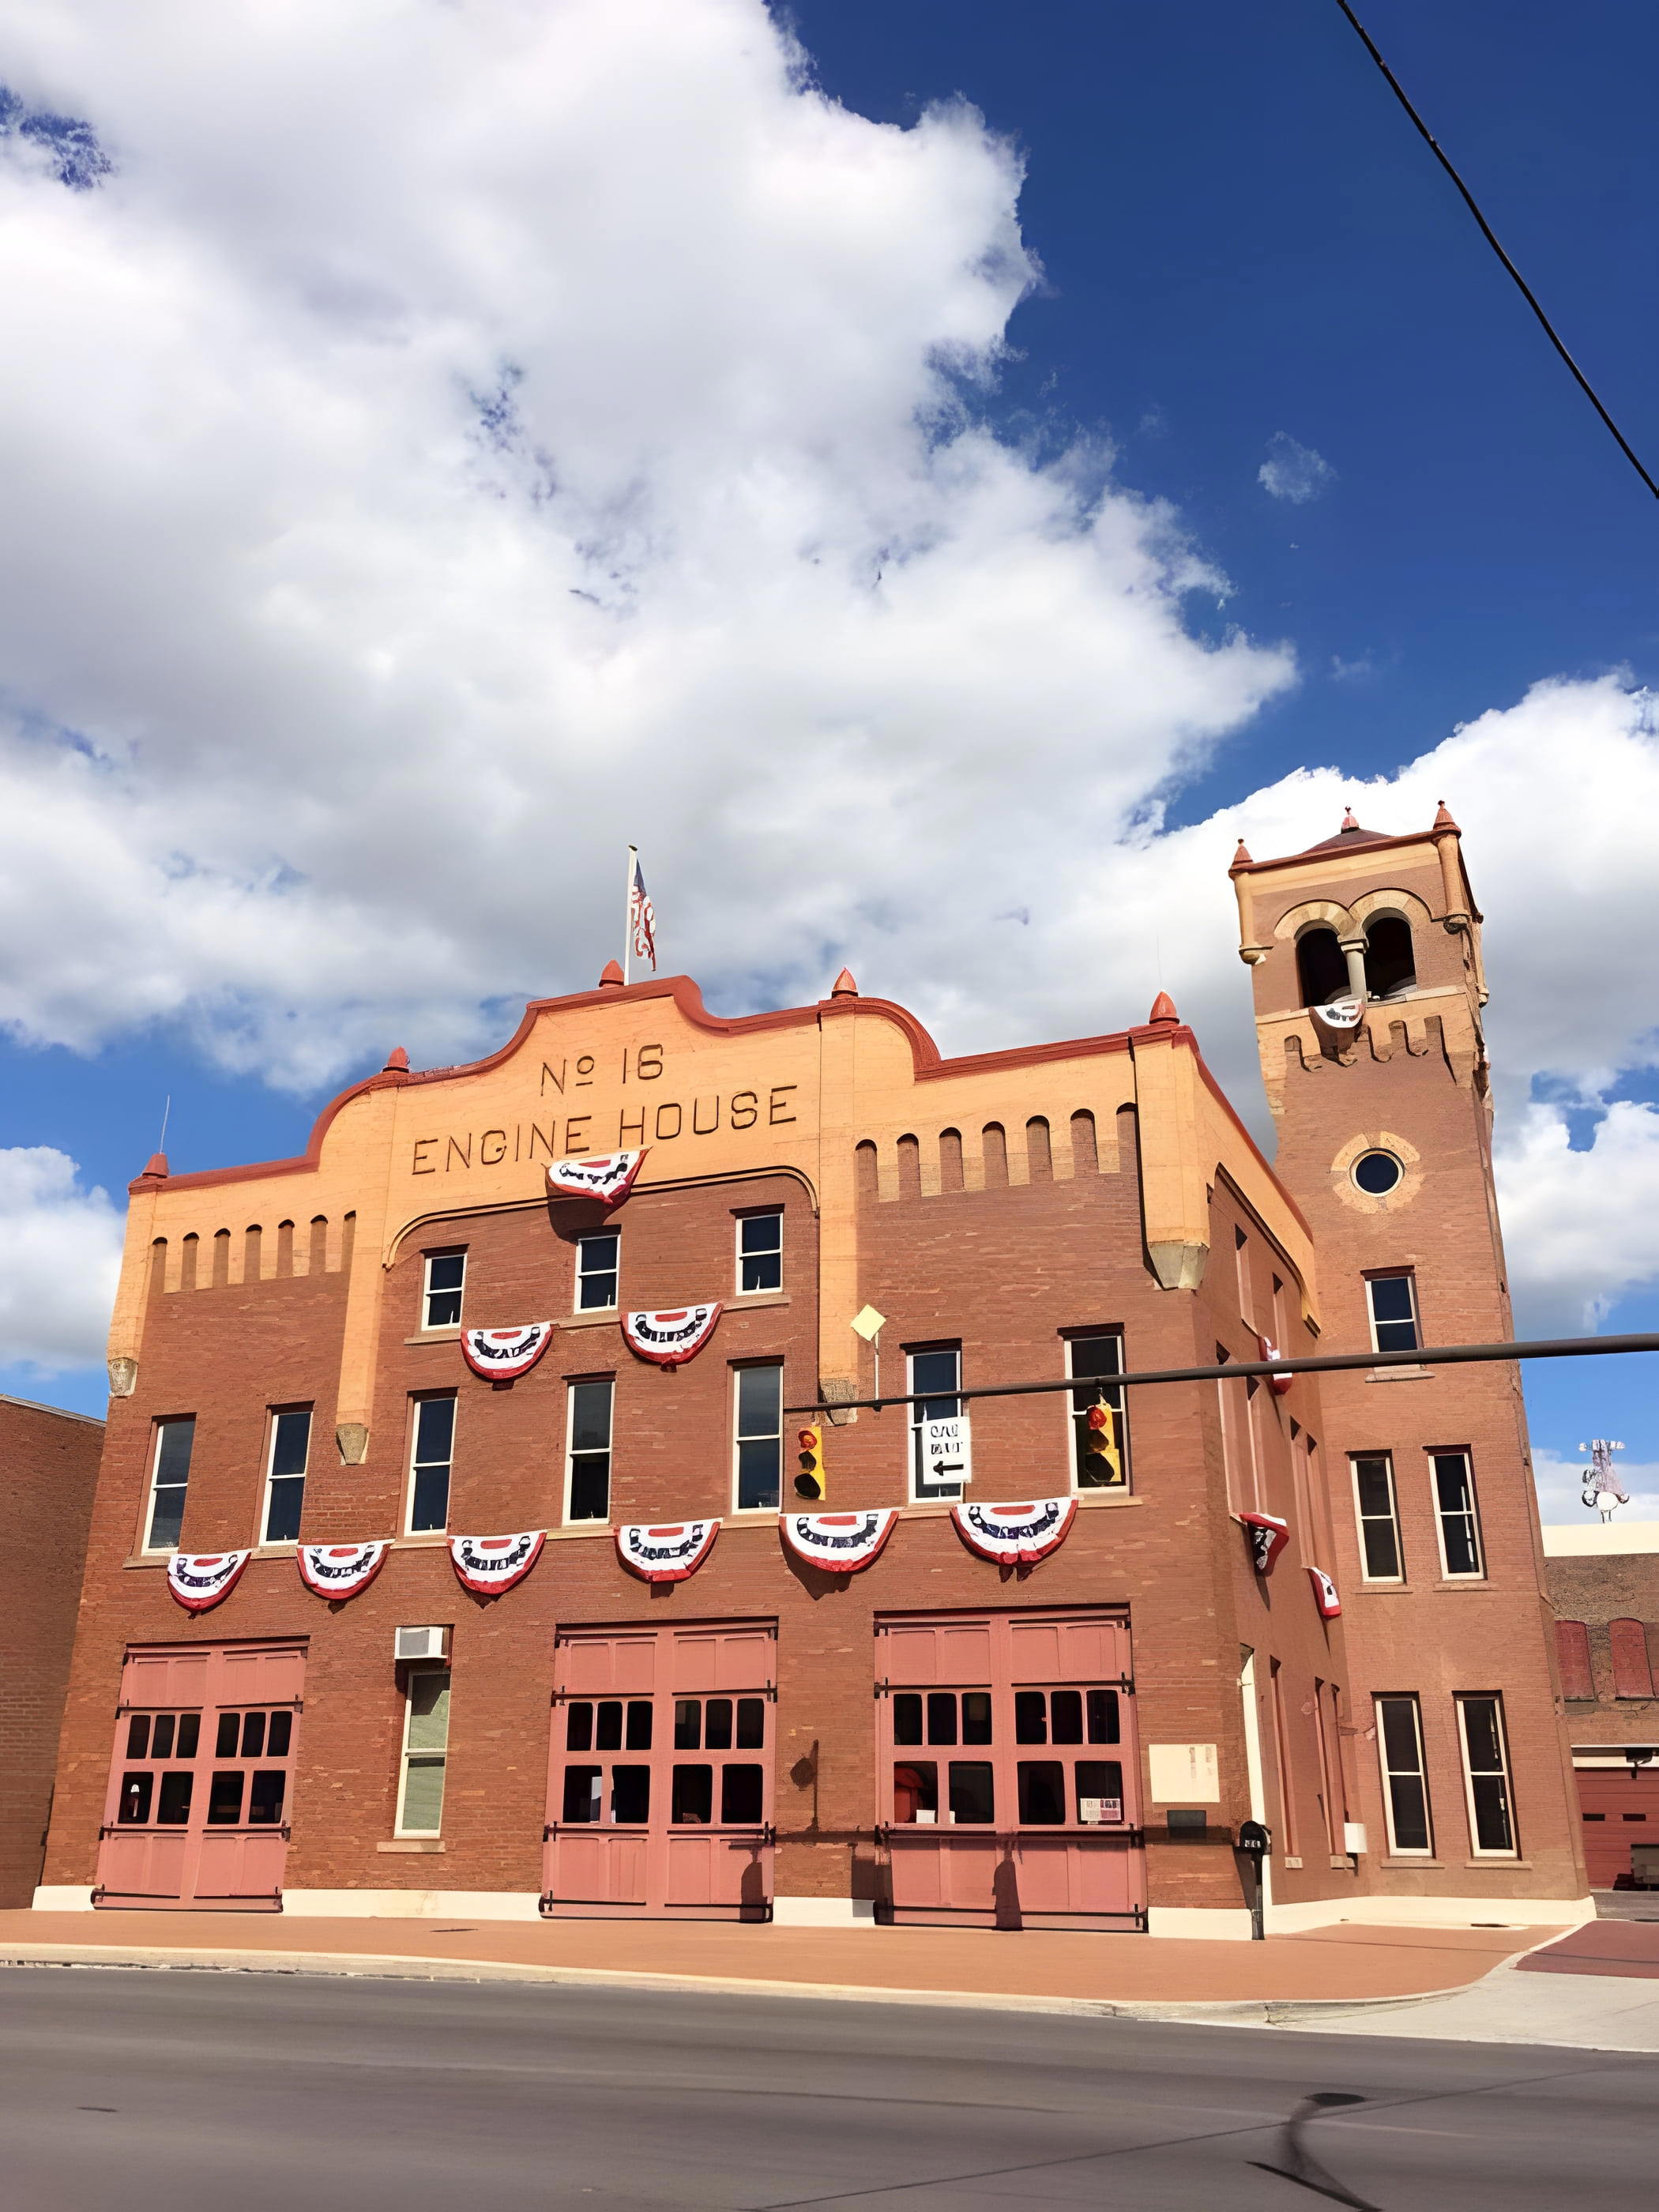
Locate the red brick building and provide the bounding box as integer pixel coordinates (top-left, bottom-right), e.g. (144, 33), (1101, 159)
(0, 1393), (103, 1906)
(36, 811), (1589, 1932)
(1543, 1522), (1659, 1889)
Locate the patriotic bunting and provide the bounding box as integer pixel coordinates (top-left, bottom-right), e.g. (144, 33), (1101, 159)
(1307, 1565), (1342, 1619)
(450, 1529), (546, 1596)
(781, 1510), (897, 1574)
(546, 1150), (646, 1206)
(1239, 1511), (1290, 1575)
(621, 1302), (721, 1368)
(461, 1322), (554, 1382)
(1255, 1334), (1295, 1396)
(166, 1551), (250, 1613)
(951, 1498), (1078, 1566)
(617, 1520), (720, 1582)
(297, 1541), (388, 1601)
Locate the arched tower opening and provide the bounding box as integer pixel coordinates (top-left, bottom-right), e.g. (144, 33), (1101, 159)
(1296, 926), (1349, 1008)
(1364, 914), (1416, 999)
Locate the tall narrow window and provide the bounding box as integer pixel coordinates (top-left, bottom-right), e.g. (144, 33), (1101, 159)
(734, 1364), (783, 1510)
(261, 1408), (311, 1544)
(1366, 1273), (1420, 1354)
(1269, 1660), (1299, 1856)
(566, 1379), (613, 1522)
(145, 1418), (195, 1552)
(1067, 1331), (1128, 1489)
(408, 1397), (455, 1533)
(1351, 1455), (1403, 1581)
(1312, 1679), (1342, 1855)
(397, 1668), (451, 1836)
(423, 1250), (465, 1328)
(1555, 1620), (1593, 1701)
(577, 1230), (620, 1312)
(908, 1346), (964, 1503)
(1234, 1226), (1253, 1326)
(1611, 1619), (1655, 1700)
(1431, 1451), (1484, 1578)
(1215, 1347), (1246, 1517)
(1457, 1695), (1517, 1855)
(736, 1209), (783, 1293)
(1375, 1695), (1433, 1855)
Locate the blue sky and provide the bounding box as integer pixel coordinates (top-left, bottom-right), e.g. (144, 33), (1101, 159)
(2, 2), (1657, 1509)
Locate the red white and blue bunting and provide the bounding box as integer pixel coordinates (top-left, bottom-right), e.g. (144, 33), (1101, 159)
(546, 1150), (647, 1206)
(297, 1541), (388, 1601)
(781, 1509), (897, 1574)
(1307, 1565), (1342, 1619)
(617, 1519), (720, 1582)
(167, 1551), (250, 1612)
(951, 1497), (1078, 1566)
(461, 1322), (554, 1382)
(450, 1529), (546, 1596)
(1240, 1511), (1290, 1576)
(1255, 1334), (1295, 1396)
(621, 1303), (722, 1368)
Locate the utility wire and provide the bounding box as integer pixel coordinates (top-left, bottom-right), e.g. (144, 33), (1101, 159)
(1331, 0), (1659, 501)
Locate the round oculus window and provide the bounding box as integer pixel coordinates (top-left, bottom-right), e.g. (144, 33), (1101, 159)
(1352, 1149), (1404, 1196)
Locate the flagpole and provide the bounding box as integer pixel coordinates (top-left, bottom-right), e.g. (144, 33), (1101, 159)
(624, 845), (637, 985)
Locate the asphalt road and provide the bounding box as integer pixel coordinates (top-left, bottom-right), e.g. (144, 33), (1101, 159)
(0, 1966), (1653, 2210)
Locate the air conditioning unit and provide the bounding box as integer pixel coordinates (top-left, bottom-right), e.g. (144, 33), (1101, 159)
(1343, 1822), (1367, 1856)
(394, 1625), (450, 1662)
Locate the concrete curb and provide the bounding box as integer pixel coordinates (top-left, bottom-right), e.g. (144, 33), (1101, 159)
(0, 1942), (1488, 2024)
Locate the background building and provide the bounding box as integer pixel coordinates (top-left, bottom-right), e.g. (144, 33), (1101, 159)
(1544, 1520), (1659, 1890)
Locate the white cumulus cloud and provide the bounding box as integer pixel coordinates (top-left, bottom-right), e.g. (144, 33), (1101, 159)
(1258, 431), (1336, 504)
(0, 1146), (122, 1372)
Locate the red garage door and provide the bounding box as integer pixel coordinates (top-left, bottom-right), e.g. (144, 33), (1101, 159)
(877, 1608), (1146, 1932)
(93, 1642), (306, 1911)
(544, 1622), (775, 1920)
(1576, 1764), (1659, 1887)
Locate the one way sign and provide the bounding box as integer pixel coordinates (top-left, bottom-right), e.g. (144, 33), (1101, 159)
(920, 1413), (972, 1489)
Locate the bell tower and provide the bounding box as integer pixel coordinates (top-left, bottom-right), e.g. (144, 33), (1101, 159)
(1231, 809), (1585, 1909)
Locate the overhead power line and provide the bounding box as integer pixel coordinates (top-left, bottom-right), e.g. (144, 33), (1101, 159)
(1330, 0), (1659, 502)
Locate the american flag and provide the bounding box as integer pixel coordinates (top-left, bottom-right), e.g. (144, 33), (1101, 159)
(628, 852), (656, 970)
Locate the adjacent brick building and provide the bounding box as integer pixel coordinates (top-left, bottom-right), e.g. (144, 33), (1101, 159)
(0, 1394), (103, 1906)
(37, 810), (1589, 1931)
(1544, 1521), (1659, 1889)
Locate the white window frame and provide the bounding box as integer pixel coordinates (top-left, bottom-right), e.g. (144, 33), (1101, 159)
(907, 1345), (964, 1503)
(394, 1665), (451, 1838)
(1364, 1270), (1420, 1355)
(406, 1394), (456, 1535)
(1064, 1330), (1128, 1492)
(563, 1376), (614, 1524)
(144, 1416), (196, 1553)
(1430, 1450), (1485, 1580)
(1349, 1454), (1405, 1582)
(575, 1228), (621, 1313)
(1456, 1694), (1518, 1858)
(732, 1362), (784, 1513)
(422, 1248), (466, 1330)
(260, 1405), (312, 1547)
(1374, 1694), (1434, 1856)
(735, 1208), (784, 1296)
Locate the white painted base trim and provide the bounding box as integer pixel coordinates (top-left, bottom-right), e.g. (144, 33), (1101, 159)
(1262, 1892), (1597, 1935)
(770, 1897), (877, 1928)
(32, 1887), (93, 1911)
(282, 1890), (543, 1920)
(1145, 1906), (1254, 1941)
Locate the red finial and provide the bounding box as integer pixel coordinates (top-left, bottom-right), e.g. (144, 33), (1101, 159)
(598, 958), (625, 988)
(1231, 837), (1253, 868)
(1148, 991), (1178, 1026)
(830, 967), (859, 998)
(1432, 799), (1459, 831)
(382, 1046), (409, 1074)
(140, 1153), (169, 1179)
(1340, 807), (1360, 831)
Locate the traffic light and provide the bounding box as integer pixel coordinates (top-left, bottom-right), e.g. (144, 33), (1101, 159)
(1081, 1395), (1123, 1484)
(794, 1423), (826, 1500)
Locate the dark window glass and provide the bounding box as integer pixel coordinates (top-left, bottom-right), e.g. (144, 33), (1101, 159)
(1086, 1690), (1119, 1744)
(562, 1766), (602, 1823)
(248, 1770), (286, 1825)
(909, 1348), (963, 1499)
(566, 1702), (594, 1751)
(948, 1762), (995, 1825)
(1367, 1274), (1419, 1353)
(893, 1693), (924, 1745)
(611, 1766), (651, 1824)
(624, 1700), (653, 1751)
(735, 1698), (766, 1750)
(147, 1418), (195, 1551)
(1434, 1454), (1484, 1577)
(1070, 1333), (1128, 1488)
(961, 1692), (992, 1745)
(215, 1713), (240, 1758)
(263, 1478), (305, 1544)
(208, 1771), (246, 1825)
(410, 1396), (456, 1532)
(1050, 1691), (1083, 1744)
(425, 1251), (465, 1327)
(926, 1692), (957, 1745)
(240, 1712), (266, 1759)
(1462, 1698), (1514, 1853)
(567, 1379), (613, 1522)
(266, 1712), (292, 1757)
(1388, 1774), (1431, 1853)
(176, 1714), (201, 1759)
(150, 1714), (175, 1759)
(157, 1772), (193, 1824)
(1076, 1761), (1124, 1819)
(672, 1766), (713, 1824)
(126, 1716), (150, 1759)
(1014, 1690), (1048, 1744)
(705, 1698), (733, 1751)
(577, 1232), (620, 1311)
(1018, 1761), (1066, 1825)
(1354, 1457), (1402, 1578)
(739, 1211), (783, 1293)
(893, 1762), (938, 1821)
(1353, 1151), (1403, 1195)
(674, 1700), (701, 1750)
(118, 1773), (153, 1824)
(735, 1366), (783, 1511)
(595, 1700), (623, 1751)
(264, 1409), (311, 1544)
(1469, 1775), (1513, 1853)
(721, 1766), (764, 1824)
